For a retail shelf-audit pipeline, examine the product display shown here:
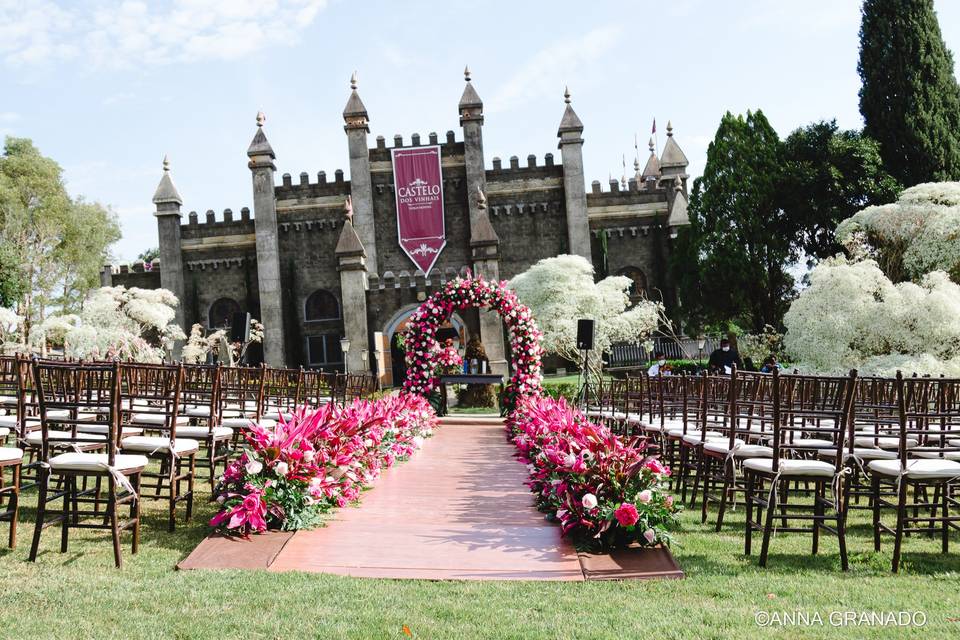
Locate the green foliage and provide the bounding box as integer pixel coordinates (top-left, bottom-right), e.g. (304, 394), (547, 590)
(858, 0), (960, 185)
(0, 136), (120, 328)
(0, 243), (24, 307)
(672, 110), (793, 333)
(541, 382), (579, 403)
(137, 247), (160, 263)
(780, 121), (900, 263)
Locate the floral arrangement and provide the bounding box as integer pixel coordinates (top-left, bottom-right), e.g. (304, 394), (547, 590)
(737, 324), (785, 365)
(507, 395), (681, 550)
(434, 339), (463, 376)
(783, 256), (960, 376)
(211, 393), (438, 536)
(182, 317), (264, 365)
(401, 273), (544, 413)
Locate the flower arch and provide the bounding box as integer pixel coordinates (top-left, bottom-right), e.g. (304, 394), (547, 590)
(401, 274), (544, 413)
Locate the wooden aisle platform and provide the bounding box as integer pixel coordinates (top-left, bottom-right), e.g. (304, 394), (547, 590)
(179, 414), (682, 581)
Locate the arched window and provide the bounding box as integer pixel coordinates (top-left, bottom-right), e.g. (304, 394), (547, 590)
(617, 267), (648, 300)
(304, 289), (340, 322)
(208, 297), (241, 328)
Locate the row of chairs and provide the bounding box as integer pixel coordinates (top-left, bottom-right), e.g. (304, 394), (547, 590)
(0, 356), (376, 567)
(588, 369), (960, 572)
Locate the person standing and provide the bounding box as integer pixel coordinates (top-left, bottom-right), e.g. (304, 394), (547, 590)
(707, 338), (743, 374)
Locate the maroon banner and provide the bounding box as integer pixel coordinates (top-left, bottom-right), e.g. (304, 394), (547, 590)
(392, 145), (446, 274)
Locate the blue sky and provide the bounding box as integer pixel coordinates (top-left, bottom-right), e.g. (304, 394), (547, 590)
(3, 0), (959, 263)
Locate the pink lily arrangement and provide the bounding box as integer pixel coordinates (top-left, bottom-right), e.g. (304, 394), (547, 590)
(211, 394), (438, 536)
(507, 395), (681, 550)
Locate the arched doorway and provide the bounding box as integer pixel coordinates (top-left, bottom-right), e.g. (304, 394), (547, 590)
(384, 304), (466, 388)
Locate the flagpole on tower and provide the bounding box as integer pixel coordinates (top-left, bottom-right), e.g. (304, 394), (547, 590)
(653, 118), (659, 158)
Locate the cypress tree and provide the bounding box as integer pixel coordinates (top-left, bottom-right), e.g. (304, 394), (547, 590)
(858, 0), (960, 185)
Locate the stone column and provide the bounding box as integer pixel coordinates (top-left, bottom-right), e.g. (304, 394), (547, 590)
(470, 189), (507, 376)
(458, 67), (488, 232)
(335, 205), (370, 374)
(152, 156), (186, 352)
(247, 112), (287, 366)
(557, 87), (592, 260)
(343, 73), (378, 273)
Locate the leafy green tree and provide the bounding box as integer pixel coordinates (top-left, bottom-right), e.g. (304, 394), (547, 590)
(137, 247), (160, 263)
(673, 110), (793, 333)
(0, 243), (24, 307)
(0, 137), (120, 331)
(780, 121), (900, 263)
(858, 0), (960, 185)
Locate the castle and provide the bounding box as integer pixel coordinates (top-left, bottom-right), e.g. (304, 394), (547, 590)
(103, 70), (690, 384)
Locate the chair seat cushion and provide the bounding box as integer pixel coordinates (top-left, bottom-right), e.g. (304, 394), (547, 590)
(0, 447), (23, 463)
(77, 424), (143, 437)
(184, 406), (213, 418)
(129, 413), (189, 426)
(221, 417), (276, 429)
(681, 431), (725, 445)
(176, 425), (233, 439)
(792, 438), (834, 449)
(0, 426), (8, 438)
(25, 430), (106, 446)
(121, 436), (199, 455)
(913, 450), (960, 461)
(48, 452), (148, 473)
(868, 458), (960, 479)
(0, 415), (18, 428)
(853, 435), (916, 449)
(743, 458), (836, 477)
(819, 447), (898, 461)
(703, 442), (772, 457)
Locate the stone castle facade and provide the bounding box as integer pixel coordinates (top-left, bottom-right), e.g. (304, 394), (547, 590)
(103, 71), (690, 383)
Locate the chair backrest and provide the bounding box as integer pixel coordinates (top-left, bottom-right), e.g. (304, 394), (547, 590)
(729, 370), (776, 447)
(181, 364), (221, 430)
(119, 362), (184, 440)
(262, 367), (304, 417)
(32, 359), (121, 464)
(0, 355), (19, 416)
(896, 374), (960, 465)
(770, 369), (857, 471)
(219, 365), (265, 419)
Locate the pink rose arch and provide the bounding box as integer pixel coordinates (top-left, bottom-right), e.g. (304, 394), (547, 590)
(401, 273), (544, 413)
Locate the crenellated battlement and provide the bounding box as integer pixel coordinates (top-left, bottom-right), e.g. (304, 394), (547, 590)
(274, 168), (351, 200)
(368, 265), (471, 294)
(183, 207), (254, 227)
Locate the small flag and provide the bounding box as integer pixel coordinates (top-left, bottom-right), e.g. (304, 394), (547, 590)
(652, 118), (657, 134)
(143, 261), (153, 272)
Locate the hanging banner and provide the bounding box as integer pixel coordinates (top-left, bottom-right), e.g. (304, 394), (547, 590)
(391, 145), (446, 274)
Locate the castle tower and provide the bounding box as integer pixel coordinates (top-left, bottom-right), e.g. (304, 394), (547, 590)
(458, 66), (488, 233)
(556, 87), (592, 260)
(247, 112), (287, 366)
(335, 197), (370, 374)
(343, 72), (378, 274)
(659, 120), (689, 194)
(470, 188), (508, 376)
(152, 155), (186, 343)
(640, 137), (661, 189)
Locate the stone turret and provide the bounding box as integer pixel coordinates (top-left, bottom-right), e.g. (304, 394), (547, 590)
(666, 176), (689, 237)
(556, 87), (592, 260)
(640, 136), (661, 189)
(335, 196), (370, 374)
(247, 112), (287, 366)
(153, 155), (185, 345)
(470, 188), (507, 376)
(659, 121), (689, 193)
(459, 66), (489, 235)
(343, 72), (378, 273)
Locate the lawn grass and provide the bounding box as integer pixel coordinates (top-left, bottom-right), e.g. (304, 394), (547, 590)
(1, 464), (958, 639)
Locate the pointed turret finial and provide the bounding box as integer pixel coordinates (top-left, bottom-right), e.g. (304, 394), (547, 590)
(464, 65), (471, 81)
(564, 86), (571, 104)
(350, 71), (358, 90)
(674, 176), (683, 192)
(162, 154), (170, 172)
(666, 120), (673, 136)
(634, 157), (640, 171)
(649, 137), (655, 152)
(153, 154), (183, 207)
(476, 185), (487, 210)
(256, 111), (265, 127)
(344, 195), (354, 224)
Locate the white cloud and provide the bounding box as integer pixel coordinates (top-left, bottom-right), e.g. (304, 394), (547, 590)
(0, 0), (328, 69)
(488, 25), (625, 114)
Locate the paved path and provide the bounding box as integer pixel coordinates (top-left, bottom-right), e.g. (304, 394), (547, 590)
(268, 416), (584, 580)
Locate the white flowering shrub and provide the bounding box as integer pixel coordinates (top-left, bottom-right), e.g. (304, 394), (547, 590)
(33, 286), (186, 362)
(509, 255), (663, 371)
(783, 257), (960, 376)
(836, 181), (960, 282)
(738, 325), (785, 364)
(181, 318), (264, 365)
